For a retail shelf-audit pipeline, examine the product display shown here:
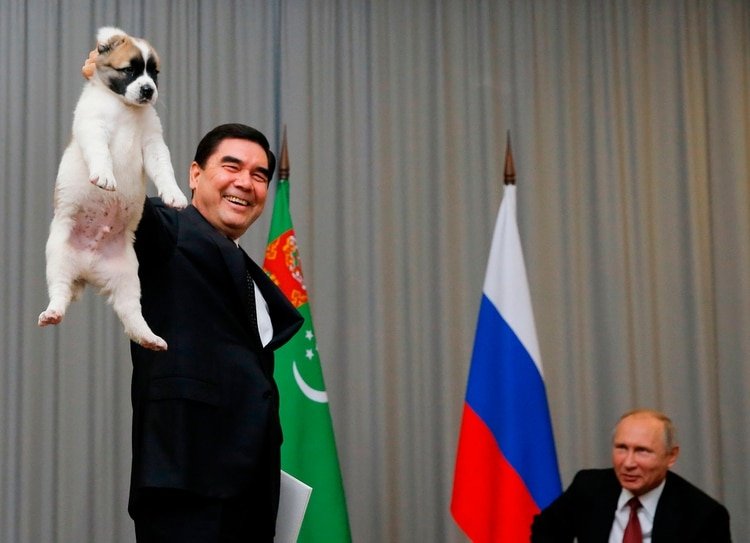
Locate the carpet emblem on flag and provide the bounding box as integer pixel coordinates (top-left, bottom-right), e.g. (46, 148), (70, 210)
(264, 230), (308, 307)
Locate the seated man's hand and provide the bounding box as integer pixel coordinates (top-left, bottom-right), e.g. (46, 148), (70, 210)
(81, 49), (97, 79)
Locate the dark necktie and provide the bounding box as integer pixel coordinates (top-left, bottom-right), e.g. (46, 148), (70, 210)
(245, 266), (262, 346)
(623, 497), (642, 543)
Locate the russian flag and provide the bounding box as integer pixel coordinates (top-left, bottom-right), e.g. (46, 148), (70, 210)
(451, 184), (562, 542)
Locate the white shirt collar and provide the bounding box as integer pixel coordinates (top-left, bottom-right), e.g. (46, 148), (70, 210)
(617, 477), (667, 522)
(609, 478), (667, 542)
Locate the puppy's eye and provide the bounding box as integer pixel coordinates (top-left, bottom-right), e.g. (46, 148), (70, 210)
(118, 66), (135, 75)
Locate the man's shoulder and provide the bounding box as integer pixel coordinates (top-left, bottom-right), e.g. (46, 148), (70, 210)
(659, 471), (731, 539)
(665, 471), (727, 509)
(142, 197), (196, 232)
(146, 196), (181, 216)
(136, 197), (186, 252)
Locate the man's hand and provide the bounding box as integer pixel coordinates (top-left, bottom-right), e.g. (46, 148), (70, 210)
(81, 49), (97, 79)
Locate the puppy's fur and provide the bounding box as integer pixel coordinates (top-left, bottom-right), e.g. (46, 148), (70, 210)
(38, 27), (187, 351)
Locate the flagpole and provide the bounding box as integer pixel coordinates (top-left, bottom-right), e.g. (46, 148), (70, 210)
(451, 133), (561, 541)
(263, 128), (353, 542)
(504, 131), (515, 186)
(279, 125), (289, 181)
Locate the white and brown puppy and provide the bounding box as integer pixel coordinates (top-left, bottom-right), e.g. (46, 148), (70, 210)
(38, 27), (187, 351)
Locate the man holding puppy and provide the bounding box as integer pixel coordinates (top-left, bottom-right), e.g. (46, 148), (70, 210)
(83, 57), (303, 542)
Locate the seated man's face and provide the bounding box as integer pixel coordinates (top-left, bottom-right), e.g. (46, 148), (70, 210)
(611, 413), (679, 496)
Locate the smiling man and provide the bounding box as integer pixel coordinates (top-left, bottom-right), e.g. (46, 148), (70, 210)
(531, 409), (731, 542)
(611, 411), (678, 498)
(128, 124), (304, 542)
(189, 133), (272, 240)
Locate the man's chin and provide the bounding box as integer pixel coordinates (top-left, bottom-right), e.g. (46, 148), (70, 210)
(618, 476), (643, 492)
(220, 215), (260, 239)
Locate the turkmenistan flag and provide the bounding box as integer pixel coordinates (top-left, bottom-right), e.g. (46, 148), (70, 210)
(263, 135), (352, 543)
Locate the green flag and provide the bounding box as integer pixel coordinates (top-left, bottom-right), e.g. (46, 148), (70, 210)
(263, 140), (352, 542)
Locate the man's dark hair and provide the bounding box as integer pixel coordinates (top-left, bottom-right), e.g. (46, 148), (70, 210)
(193, 123), (276, 181)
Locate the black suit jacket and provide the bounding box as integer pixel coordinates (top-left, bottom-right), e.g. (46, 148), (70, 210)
(531, 468), (731, 542)
(127, 198), (303, 515)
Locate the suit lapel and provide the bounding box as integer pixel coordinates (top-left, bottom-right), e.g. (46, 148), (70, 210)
(589, 470), (622, 540)
(179, 205), (304, 351)
(652, 472), (679, 541)
(244, 250), (304, 351)
(179, 206), (252, 326)
(219, 242), (253, 325)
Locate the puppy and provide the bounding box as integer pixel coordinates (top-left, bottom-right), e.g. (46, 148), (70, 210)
(38, 27), (187, 351)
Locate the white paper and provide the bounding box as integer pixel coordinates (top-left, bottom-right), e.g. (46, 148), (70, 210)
(275, 470), (313, 543)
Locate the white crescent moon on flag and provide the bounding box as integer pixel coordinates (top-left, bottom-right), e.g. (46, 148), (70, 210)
(292, 361), (328, 403)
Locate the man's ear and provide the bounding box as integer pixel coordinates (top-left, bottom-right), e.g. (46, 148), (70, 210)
(666, 446), (680, 469)
(188, 162), (201, 191)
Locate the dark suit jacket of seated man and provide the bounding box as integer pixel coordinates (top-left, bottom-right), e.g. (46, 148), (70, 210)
(531, 409), (731, 542)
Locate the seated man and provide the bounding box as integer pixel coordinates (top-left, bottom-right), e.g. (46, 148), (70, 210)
(531, 409), (731, 542)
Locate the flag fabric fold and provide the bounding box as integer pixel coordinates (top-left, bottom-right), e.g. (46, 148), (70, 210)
(451, 184), (562, 542)
(264, 175), (352, 543)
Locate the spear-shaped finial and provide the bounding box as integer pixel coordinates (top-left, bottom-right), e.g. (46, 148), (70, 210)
(504, 130), (516, 186)
(279, 125), (290, 181)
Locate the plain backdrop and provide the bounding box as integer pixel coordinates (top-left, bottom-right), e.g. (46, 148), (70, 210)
(1, 1), (749, 540)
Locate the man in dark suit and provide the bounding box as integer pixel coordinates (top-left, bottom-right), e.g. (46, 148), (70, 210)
(128, 123), (304, 542)
(531, 409), (731, 542)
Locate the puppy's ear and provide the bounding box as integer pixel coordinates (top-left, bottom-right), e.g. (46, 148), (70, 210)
(95, 26), (128, 55)
(97, 35), (127, 55)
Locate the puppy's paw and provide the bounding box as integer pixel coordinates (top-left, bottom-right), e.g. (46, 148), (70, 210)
(138, 334), (168, 352)
(90, 171), (117, 191)
(160, 188), (188, 209)
(38, 309), (63, 327)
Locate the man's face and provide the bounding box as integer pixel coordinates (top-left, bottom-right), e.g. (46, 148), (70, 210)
(611, 413), (679, 496)
(189, 138), (270, 239)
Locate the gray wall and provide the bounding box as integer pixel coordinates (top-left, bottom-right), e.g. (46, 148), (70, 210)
(2, 0), (749, 540)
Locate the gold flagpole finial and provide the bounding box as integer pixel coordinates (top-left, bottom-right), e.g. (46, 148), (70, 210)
(504, 130), (516, 186)
(279, 125), (290, 181)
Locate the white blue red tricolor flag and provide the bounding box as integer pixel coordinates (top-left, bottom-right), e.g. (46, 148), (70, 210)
(451, 184), (562, 542)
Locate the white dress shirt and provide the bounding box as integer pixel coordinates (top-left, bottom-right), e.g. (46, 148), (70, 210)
(608, 479), (666, 543)
(234, 240), (273, 347)
(253, 280), (273, 347)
